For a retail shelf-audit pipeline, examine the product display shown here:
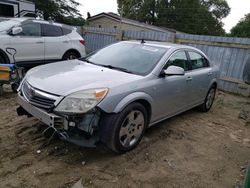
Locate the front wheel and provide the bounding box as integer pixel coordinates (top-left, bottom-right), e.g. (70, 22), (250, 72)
(199, 86), (216, 112)
(101, 103), (148, 153)
(11, 83), (19, 93)
(0, 55), (6, 64)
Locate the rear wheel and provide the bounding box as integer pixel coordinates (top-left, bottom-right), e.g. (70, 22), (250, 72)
(101, 103), (148, 153)
(62, 51), (80, 60)
(199, 86), (216, 112)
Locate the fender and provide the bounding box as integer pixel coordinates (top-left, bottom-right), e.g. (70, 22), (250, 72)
(113, 92), (154, 113)
(208, 78), (218, 90)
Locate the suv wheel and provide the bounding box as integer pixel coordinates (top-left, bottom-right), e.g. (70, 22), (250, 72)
(63, 51), (80, 60)
(101, 103), (148, 153)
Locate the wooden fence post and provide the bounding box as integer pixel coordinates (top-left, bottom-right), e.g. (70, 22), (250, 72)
(116, 30), (124, 41)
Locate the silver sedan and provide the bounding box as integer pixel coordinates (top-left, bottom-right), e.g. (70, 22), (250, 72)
(17, 41), (219, 153)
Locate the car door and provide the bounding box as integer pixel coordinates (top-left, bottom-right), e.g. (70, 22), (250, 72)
(41, 24), (69, 61)
(152, 50), (191, 121)
(9, 22), (44, 63)
(186, 51), (213, 105)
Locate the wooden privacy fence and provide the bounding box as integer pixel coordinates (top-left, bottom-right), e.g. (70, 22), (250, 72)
(80, 26), (250, 96)
(176, 33), (250, 96)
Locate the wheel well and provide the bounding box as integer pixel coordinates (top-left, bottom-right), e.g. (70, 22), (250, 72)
(63, 49), (81, 59)
(0, 49), (10, 63)
(135, 99), (152, 124)
(212, 82), (217, 89)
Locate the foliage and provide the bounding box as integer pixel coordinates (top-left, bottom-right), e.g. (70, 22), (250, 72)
(117, 0), (230, 36)
(29, 0), (85, 26)
(230, 13), (250, 38)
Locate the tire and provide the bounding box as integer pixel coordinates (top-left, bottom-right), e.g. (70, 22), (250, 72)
(11, 83), (19, 93)
(100, 102), (148, 153)
(0, 54), (6, 64)
(0, 86), (3, 96)
(199, 86), (216, 112)
(62, 51), (80, 60)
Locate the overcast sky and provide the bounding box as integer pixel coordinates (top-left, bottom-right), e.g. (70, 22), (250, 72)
(77, 0), (250, 33)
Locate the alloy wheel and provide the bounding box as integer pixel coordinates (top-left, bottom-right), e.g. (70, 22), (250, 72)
(206, 88), (215, 109)
(119, 110), (145, 148)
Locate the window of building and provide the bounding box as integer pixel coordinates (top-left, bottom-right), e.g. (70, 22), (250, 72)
(0, 4), (14, 17)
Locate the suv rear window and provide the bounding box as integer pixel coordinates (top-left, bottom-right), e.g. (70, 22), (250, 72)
(41, 24), (63, 37)
(62, 27), (72, 35)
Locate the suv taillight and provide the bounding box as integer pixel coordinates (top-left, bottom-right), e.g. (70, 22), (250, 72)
(80, 40), (85, 45)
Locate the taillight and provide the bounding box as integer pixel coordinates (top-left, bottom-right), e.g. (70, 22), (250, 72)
(80, 40), (85, 45)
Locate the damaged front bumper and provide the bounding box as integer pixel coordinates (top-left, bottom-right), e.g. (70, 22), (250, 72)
(17, 94), (101, 148)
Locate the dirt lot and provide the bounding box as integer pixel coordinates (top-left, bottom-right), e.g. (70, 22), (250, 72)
(0, 87), (250, 188)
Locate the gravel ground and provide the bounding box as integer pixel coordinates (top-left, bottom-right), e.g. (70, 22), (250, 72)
(0, 87), (250, 188)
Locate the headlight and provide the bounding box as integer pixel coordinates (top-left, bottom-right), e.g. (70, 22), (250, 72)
(54, 88), (108, 114)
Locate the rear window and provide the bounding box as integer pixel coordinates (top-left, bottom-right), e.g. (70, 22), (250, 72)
(41, 24), (63, 37)
(62, 27), (72, 35)
(188, 51), (209, 70)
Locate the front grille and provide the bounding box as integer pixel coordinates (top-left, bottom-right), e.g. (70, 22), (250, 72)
(22, 81), (57, 109)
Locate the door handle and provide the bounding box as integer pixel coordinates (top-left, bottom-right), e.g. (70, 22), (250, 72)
(36, 41), (44, 44)
(208, 72), (213, 76)
(186, 76), (193, 81)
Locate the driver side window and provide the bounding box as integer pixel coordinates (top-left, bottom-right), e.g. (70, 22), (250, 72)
(164, 51), (189, 71)
(19, 23), (41, 37)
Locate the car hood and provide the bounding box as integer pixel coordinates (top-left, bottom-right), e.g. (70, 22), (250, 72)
(25, 60), (143, 96)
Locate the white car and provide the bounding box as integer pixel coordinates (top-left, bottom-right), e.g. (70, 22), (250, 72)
(0, 18), (86, 67)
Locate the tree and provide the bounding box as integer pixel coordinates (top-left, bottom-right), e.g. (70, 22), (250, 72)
(117, 0), (230, 36)
(30, 0), (85, 26)
(230, 13), (250, 38)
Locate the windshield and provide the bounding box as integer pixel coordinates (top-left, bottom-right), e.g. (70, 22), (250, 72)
(0, 19), (20, 32)
(82, 42), (168, 76)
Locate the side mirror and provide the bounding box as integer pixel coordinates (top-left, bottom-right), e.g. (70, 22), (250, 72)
(11, 27), (23, 35)
(163, 65), (185, 76)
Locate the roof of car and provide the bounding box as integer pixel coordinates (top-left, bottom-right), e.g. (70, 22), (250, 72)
(122, 40), (208, 58)
(124, 40), (194, 49)
(0, 17), (32, 22)
(5, 17), (74, 29)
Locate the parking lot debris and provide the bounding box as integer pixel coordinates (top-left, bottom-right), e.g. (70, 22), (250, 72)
(239, 109), (249, 120)
(71, 178), (84, 188)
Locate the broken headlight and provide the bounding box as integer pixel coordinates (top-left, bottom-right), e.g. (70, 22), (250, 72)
(54, 88), (108, 114)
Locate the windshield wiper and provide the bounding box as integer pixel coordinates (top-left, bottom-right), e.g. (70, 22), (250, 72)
(100, 65), (133, 74)
(80, 59), (134, 74)
(81, 58), (99, 66)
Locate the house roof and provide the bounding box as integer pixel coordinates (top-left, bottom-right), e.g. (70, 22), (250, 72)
(87, 12), (176, 33)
